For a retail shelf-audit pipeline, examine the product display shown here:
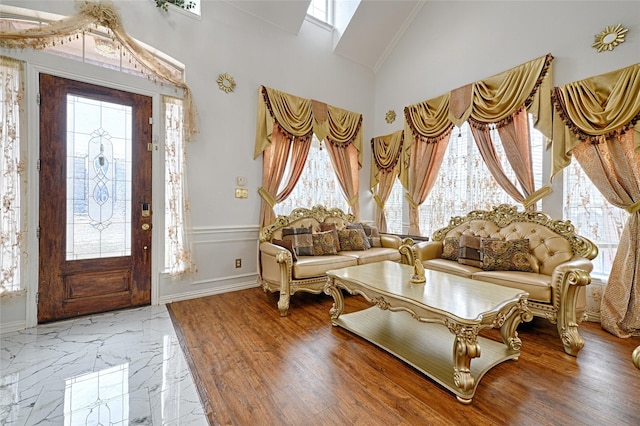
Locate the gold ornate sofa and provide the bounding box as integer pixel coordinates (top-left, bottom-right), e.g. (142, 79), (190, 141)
(399, 205), (598, 356)
(258, 205), (403, 316)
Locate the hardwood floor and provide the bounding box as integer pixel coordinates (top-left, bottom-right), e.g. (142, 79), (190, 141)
(167, 288), (640, 426)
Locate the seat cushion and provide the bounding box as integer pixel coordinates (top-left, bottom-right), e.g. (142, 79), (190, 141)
(339, 247), (401, 265)
(472, 271), (551, 303)
(292, 255), (357, 279)
(422, 258), (481, 278)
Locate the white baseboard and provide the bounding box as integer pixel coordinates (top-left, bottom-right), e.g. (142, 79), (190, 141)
(0, 320), (28, 335)
(159, 280), (260, 305)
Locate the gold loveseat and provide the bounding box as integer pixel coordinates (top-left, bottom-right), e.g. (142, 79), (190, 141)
(399, 205), (598, 356)
(259, 205), (403, 316)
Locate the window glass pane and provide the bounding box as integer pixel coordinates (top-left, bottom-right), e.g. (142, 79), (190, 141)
(0, 59), (22, 293)
(159, 0), (201, 16)
(66, 95), (132, 260)
(307, 0), (331, 24)
(563, 160), (626, 278)
(274, 136), (348, 216)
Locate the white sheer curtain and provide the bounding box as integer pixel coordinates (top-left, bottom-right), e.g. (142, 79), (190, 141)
(274, 136), (348, 216)
(563, 159), (626, 278)
(418, 120), (543, 235)
(0, 56), (25, 297)
(163, 96), (196, 276)
(384, 179), (404, 234)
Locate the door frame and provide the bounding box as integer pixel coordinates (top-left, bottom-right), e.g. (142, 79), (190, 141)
(24, 61), (167, 328)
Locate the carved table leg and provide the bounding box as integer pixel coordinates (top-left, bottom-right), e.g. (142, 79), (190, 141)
(500, 299), (533, 354)
(448, 322), (481, 404)
(323, 277), (344, 322)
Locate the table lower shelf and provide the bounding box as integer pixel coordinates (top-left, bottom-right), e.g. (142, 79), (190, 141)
(333, 306), (520, 402)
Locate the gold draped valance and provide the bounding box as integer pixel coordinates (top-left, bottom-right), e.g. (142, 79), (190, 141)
(403, 53), (554, 145)
(551, 63), (640, 180)
(0, 0), (198, 141)
(254, 85), (363, 166)
(370, 130), (403, 190)
(400, 54), (554, 193)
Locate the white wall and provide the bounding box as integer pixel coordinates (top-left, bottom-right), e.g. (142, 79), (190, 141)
(0, 0), (375, 331)
(375, 1), (638, 135)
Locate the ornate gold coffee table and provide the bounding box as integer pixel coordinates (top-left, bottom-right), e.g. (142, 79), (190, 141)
(324, 261), (532, 404)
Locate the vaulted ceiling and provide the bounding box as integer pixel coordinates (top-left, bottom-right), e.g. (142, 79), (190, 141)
(225, 0), (425, 72)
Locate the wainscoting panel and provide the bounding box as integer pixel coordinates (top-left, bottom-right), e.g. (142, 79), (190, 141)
(158, 225), (261, 304)
(585, 279), (605, 323)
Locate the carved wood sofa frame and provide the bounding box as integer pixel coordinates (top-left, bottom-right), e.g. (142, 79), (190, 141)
(258, 205), (403, 316)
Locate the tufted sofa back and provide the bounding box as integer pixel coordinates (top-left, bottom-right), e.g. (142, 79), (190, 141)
(444, 220), (574, 275)
(259, 205), (357, 243)
(268, 217), (355, 240)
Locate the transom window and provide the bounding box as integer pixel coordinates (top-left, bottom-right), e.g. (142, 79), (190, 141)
(155, 0), (201, 17)
(0, 7), (185, 80)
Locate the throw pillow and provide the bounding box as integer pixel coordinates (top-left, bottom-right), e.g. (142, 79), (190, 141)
(481, 238), (534, 272)
(458, 234), (482, 268)
(362, 224), (382, 248)
(281, 226), (314, 256)
(441, 237), (460, 261)
(319, 222), (341, 252)
(346, 224), (372, 249)
(313, 231), (338, 256)
(272, 239), (297, 262)
(338, 228), (370, 251)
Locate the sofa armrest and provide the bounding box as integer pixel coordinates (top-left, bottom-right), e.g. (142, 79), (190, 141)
(399, 239), (443, 265)
(549, 256), (593, 356)
(259, 241), (292, 260)
(380, 233), (403, 249)
(259, 241), (294, 316)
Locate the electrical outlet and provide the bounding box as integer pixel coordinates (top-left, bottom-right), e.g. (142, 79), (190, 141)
(235, 258), (242, 268)
(235, 188), (249, 199)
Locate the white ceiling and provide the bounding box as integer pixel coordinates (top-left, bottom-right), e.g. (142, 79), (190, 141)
(225, 0), (425, 72)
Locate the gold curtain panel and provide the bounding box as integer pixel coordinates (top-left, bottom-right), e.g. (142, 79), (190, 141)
(551, 63), (640, 179)
(370, 130), (404, 189)
(254, 85), (363, 165)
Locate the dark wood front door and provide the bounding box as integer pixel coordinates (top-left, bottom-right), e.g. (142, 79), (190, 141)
(38, 74), (152, 323)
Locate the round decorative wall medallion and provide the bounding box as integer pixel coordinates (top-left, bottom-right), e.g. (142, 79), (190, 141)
(217, 73), (236, 93)
(385, 110), (396, 124)
(592, 24), (628, 52)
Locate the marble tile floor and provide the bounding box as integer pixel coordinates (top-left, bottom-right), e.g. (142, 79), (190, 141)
(0, 305), (208, 425)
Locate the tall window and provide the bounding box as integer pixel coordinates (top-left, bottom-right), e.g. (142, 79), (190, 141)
(274, 136), (348, 216)
(417, 119), (544, 236)
(0, 57), (23, 296)
(563, 161), (626, 279)
(163, 97), (194, 275)
(384, 179), (404, 234)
